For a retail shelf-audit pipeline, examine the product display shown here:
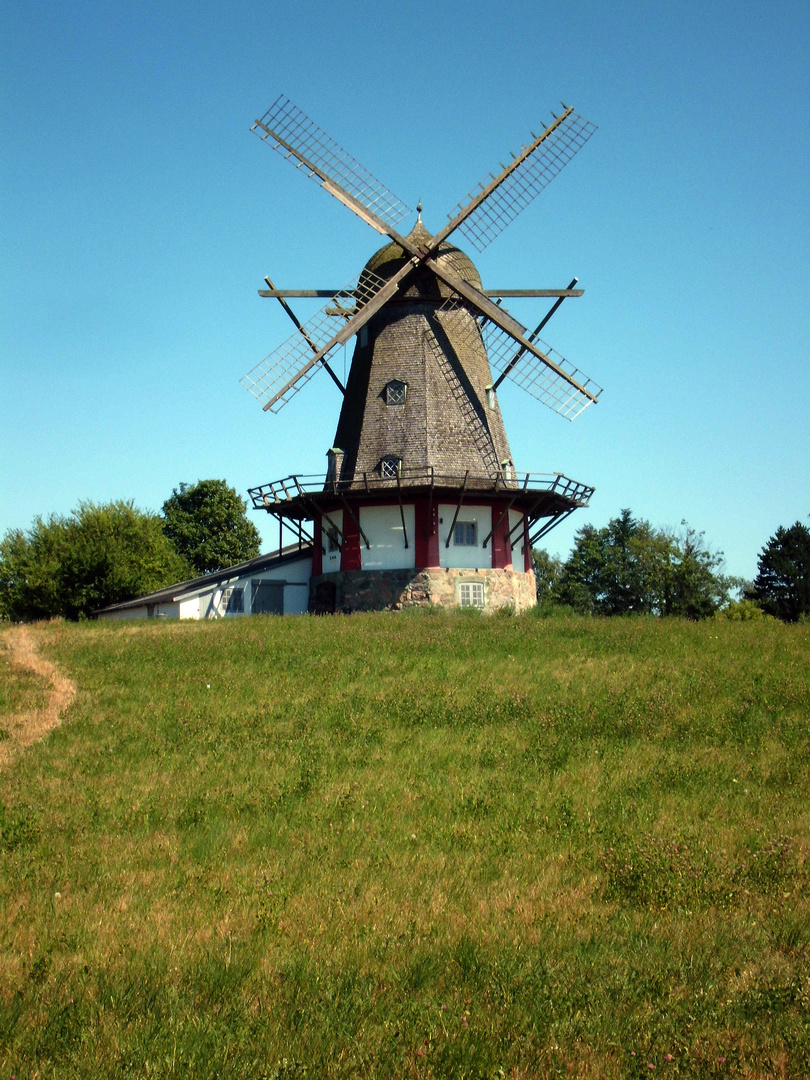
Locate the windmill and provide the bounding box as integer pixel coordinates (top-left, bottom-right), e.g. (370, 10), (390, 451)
(243, 95), (601, 613)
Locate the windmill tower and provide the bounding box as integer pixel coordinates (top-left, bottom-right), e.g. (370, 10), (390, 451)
(242, 96), (601, 613)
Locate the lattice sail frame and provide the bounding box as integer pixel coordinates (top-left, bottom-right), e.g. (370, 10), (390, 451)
(252, 95), (412, 232)
(245, 96), (601, 420)
(241, 270), (386, 413)
(494, 330), (603, 420)
(448, 111), (597, 253)
(437, 294), (602, 421)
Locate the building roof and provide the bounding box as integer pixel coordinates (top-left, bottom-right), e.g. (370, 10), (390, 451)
(360, 219), (483, 301)
(93, 544), (313, 616)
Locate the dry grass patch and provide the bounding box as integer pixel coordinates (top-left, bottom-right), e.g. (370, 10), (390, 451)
(0, 624), (76, 769)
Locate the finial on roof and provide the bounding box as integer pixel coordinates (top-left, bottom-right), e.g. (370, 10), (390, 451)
(416, 201), (422, 223)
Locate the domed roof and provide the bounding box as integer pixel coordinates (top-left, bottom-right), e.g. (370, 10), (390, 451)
(362, 218), (482, 300)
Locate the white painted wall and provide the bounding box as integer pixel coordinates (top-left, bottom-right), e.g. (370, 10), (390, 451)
(360, 504), (416, 570)
(198, 590), (221, 619)
(98, 606), (140, 621)
(438, 503), (491, 570)
(321, 509), (343, 573)
(278, 555), (312, 614)
(99, 600), (182, 620)
(508, 509), (525, 568)
(197, 556), (312, 618)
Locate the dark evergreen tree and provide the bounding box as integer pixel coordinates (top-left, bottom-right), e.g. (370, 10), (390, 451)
(752, 522), (810, 622)
(554, 510), (671, 615)
(546, 510), (733, 618)
(161, 480), (261, 575)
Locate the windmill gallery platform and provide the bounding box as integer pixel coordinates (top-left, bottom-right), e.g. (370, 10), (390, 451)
(240, 96), (603, 615)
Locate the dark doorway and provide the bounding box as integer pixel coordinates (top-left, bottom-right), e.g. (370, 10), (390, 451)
(311, 580), (337, 614)
(252, 580), (284, 615)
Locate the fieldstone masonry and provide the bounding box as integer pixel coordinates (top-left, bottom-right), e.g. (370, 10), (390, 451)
(309, 567), (537, 614)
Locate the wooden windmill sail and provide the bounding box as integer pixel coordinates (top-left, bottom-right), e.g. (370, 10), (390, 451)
(243, 95), (602, 613)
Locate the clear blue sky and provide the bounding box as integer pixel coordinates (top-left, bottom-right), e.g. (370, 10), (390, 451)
(2, 0), (808, 582)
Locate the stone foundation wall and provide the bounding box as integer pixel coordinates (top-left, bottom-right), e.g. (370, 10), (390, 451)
(309, 566), (537, 614)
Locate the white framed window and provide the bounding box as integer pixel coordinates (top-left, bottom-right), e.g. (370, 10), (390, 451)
(439, 504), (488, 569)
(458, 582), (485, 608)
(380, 455), (401, 479)
(501, 458), (515, 481)
(385, 379), (407, 405)
(221, 586), (244, 614)
(453, 520), (477, 546)
(325, 524), (341, 552)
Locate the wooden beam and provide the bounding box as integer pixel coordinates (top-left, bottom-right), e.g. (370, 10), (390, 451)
(430, 107), (575, 249)
(527, 507), (577, 548)
(492, 277), (579, 392)
(319, 508), (346, 553)
(444, 472), (469, 549)
(395, 471), (409, 550)
(482, 497), (517, 549)
(322, 179), (389, 234)
(263, 276), (345, 394)
(484, 289), (583, 298)
(425, 260), (599, 404)
(347, 216), (597, 407)
(258, 288), (584, 298)
(259, 289), (338, 298)
(339, 496), (371, 550)
(261, 259), (418, 411)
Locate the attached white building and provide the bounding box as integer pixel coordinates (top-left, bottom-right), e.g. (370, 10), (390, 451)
(95, 545), (313, 621)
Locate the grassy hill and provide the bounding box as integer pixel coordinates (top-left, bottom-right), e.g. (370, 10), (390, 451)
(1, 612), (808, 1078)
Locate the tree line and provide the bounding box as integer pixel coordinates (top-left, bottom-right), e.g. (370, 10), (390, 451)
(0, 480), (260, 622)
(1, 492), (807, 623)
(534, 509), (810, 623)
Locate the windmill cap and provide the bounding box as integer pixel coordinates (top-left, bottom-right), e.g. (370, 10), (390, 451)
(361, 219), (482, 300)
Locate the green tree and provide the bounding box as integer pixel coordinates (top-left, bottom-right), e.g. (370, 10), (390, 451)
(751, 521), (810, 622)
(161, 480), (260, 575)
(0, 501), (191, 622)
(531, 549), (564, 610)
(554, 510), (669, 615)
(664, 522), (736, 619)
(551, 509), (733, 619)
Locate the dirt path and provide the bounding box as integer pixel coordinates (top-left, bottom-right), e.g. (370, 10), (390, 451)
(0, 625), (77, 770)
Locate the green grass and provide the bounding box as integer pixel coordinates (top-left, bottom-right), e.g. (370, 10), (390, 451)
(1, 612), (808, 1078)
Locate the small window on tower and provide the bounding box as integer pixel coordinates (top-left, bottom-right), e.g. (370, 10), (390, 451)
(501, 458), (515, 481)
(325, 525), (341, 552)
(385, 380), (407, 405)
(380, 455), (401, 479)
(453, 521), (477, 546)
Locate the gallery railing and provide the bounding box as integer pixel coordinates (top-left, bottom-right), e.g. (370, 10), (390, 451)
(248, 467), (594, 511)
